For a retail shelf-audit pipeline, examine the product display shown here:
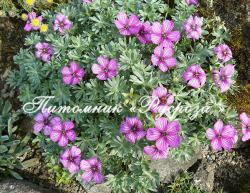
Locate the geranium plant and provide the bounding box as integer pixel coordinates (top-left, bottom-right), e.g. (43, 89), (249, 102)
(8, 0), (245, 192)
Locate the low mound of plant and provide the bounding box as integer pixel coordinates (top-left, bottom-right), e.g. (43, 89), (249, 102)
(8, 0), (249, 192)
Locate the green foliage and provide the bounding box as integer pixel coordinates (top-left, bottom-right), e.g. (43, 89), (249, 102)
(165, 172), (207, 193)
(0, 99), (31, 179)
(0, 0), (67, 18)
(7, 0), (238, 192)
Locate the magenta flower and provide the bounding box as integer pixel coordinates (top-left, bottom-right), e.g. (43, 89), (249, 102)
(144, 145), (169, 160)
(185, 0), (199, 6)
(33, 109), (60, 136)
(150, 86), (174, 115)
(206, 120), (237, 152)
(239, 113), (250, 142)
(183, 64), (206, 88)
(50, 120), (77, 147)
(24, 12), (43, 31)
(53, 14), (73, 34)
(60, 146), (81, 174)
(35, 42), (54, 62)
(80, 156), (104, 184)
(151, 20), (180, 47)
(146, 118), (181, 150)
(183, 15), (203, 40)
(83, 0), (92, 4)
(61, 61), (85, 85)
(120, 117), (146, 144)
(92, 56), (119, 80)
(136, 21), (152, 44)
(213, 64), (235, 93)
(151, 45), (176, 72)
(115, 12), (141, 36)
(214, 44), (233, 63)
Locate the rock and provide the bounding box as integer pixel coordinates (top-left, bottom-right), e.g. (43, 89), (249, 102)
(150, 148), (203, 183)
(88, 183), (112, 193)
(0, 178), (56, 193)
(193, 161), (215, 192)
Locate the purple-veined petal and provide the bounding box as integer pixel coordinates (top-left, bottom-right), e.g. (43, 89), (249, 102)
(93, 172), (104, 184)
(66, 130), (76, 141)
(68, 163), (80, 174)
(50, 131), (61, 142)
(211, 138), (222, 152)
(58, 135), (69, 147)
(64, 121), (74, 130)
(206, 128), (216, 140)
(82, 171), (93, 183)
(146, 128), (161, 141)
(166, 121), (180, 134)
(80, 160), (91, 170)
(155, 117), (168, 131)
(156, 137), (169, 150)
(167, 134), (181, 148)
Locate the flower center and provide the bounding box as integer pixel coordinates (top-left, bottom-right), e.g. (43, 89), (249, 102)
(220, 75), (226, 81)
(223, 51), (228, 56)
(193, 72), (200, 78)
(191, 24), (197, 30)
(131, 126), (138, 132)
(162, 33), (167, 38)
(62, 129), (66, 135)
(160, 57), (165, 62)
(68, 156), (74, 162)
(104, 68), (109, 73)
(59, 21), (65, 28)
(31, 18), (40, 27)
(140, 30), (145, 35)
(124, 24), (129, 30)
(159, 96), (167, 105)
(41, 48), (48, 54)
(91, 166), (98, 172)
(162, 131), (168, 137)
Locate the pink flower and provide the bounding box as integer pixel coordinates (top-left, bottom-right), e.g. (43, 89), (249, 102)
(24, 12), (43, 31)
(60, 146), (81, 174)
(115, 12), (141, 36)
(239, 113), (250, 142)
(33, 109), (60, 136)
(185, 0), (199, 6)
(151, 20), (180, 47)
(214, 44), (233, 63)
(151, 45), (176, 72)
(213, 64), (235, 93)
(183, 15), (203, 40)
(120, 117), (146, 144)
(206, 120), (237, 152)
(83, 0), (92, 4)
(61, 61), (85, 85)
(136, 21), (152, 44)
(144, 145), (169, 160)
(92, 56), (119, 80)
(146, 118), (181, 150)
(35, 42), (54, 62)
(50, 120), (77, 147)
(182, 64), (206, 88)
(80, 156), (104, 184)
(150, 86), (174, 115)
(53, 14), (73, 34)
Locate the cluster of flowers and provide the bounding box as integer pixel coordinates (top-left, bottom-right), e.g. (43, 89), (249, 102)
(33, 109), (104, 184)
(120, 116), (181, 159)
(206, 112), (250, 151)
(30, 0), (250, 185)
(24, 11), (72, 34)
